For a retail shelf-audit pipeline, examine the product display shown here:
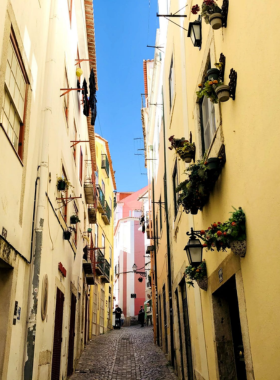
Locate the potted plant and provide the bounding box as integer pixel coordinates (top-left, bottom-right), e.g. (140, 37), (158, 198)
(169, 135), (196, 163)
(70, 215), (81, 224)
(185, 260), (208, 291)
(87, 227), (92, 233)
(205, 157), (221, 170)
(63, 230), (71, 240)
(202, 207), (246, 257)
(207, 68), (220, 81)
(57, 177), (72, 191)
(191, 0), (223, 30)
(215, 84), (230, 102)
(176, 156), (224, 214)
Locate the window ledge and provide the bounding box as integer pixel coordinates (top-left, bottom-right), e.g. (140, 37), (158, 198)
(0, 123), (23, 167)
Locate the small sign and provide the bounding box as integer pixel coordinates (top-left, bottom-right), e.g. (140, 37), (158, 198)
(2, 227), (7, 239)
(58, 262), (67, 277)
(218, 268), (223, 283)
(131, 294), (136, 298)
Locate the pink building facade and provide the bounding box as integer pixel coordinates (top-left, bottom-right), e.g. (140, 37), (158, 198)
(114, 186), (149, 318)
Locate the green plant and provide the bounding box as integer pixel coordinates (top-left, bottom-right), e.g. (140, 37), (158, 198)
(185, 260), (207, 287)
(192, 1), (222, 24)
(197, 79), (224, 104)
(176, 156), (224, 213)
(56, 176), (73, 190)
(169, 136), (195, 160)
(201, 207), (246, 251)
(70, 214), (81, 223)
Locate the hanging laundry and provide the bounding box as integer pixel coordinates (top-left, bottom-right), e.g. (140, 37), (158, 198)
(82, 79), (89, 117)
(89, 68), (97, 125)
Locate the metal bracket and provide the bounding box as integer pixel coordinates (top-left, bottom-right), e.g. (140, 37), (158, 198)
(70, 140), (89, 148)
(228, 69), (237, 100)
(221, 0), (229, 28)
(75, 59), (95, 66)
(60, 88), (80, 97)
(55, 195), (82, 209)
(219, 53), (226, 82)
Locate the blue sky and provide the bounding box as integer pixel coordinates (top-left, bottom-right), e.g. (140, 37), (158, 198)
(94, 0), (158, 192)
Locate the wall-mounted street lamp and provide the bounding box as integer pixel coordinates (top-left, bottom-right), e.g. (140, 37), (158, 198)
(187, 17), (202, 48)
(184, 228), (204, 266)
(132, 263), (137, 272)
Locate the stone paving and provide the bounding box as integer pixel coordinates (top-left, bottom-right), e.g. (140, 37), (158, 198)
(71, 326), (178, 380)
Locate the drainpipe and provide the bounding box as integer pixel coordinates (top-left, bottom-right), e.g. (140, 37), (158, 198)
(162, 96), (175, 366)
(24, 0), (58, 378)
(152, 179), (159, 346)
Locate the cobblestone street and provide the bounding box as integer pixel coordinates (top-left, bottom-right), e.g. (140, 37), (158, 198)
(71, 326), (178, 380)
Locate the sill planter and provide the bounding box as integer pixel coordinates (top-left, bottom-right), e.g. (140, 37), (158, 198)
(206, 158), (220, 170)
(57, 180), (66, 191)
(207, 68), (220, 81)
(215, 85), (230, 102)
(209, 13), (223, 30)
(70, 215), (80, 224)
(63, 230), (71, 240)
(230, 240), (247, 257)
(196, 276), (208, 291)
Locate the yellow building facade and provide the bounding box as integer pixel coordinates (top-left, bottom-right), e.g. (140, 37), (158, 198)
(89, 134), (116, 337)
(143, 1), (280, 379)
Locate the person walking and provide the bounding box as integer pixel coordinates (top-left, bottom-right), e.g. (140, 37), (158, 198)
(115, 304), (122, 328)
(138, 305), (145, 327)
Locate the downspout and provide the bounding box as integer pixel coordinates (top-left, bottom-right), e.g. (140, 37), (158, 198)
(24, 0), (58, 378)
(152, 179), (159, 346)
(162, 95), (175, 366)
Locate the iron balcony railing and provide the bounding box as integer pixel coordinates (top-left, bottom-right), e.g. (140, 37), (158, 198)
(95, 248), (104, 274)
(101, 154), (110, 177)
(96, 185), (105, 209)
(103, 201), (111, 224)
(103, 259), (110, 281)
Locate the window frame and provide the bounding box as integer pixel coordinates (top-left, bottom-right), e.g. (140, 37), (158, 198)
(64, 68), (70, 123)
(79, 147), (83, 184)
(1, 28), (29, 159)
(169, 56), (174, 110)
(172, 161), (179, 219)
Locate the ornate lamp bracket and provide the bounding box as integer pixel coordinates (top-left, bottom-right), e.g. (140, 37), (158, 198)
(229, 69), (237, 100)
(221, 0), (229, 28)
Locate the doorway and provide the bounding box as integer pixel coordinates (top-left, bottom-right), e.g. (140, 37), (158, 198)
(212, 275), (247, 380)
(180, 280), (193, 380)
(175, 289), (185, 380)
(67, 293), (76, 376)
(51, 288), (64, 380)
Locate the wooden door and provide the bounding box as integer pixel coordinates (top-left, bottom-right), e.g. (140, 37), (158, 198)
(51, 288), (64, 380)
(180, 281), (193, 380)
(67, 293), (76, 376)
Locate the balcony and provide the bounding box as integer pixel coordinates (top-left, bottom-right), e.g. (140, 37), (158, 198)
(101, 154), (110, 177)
(96, 185), (105, 212)
(84, 181), (95, 204)
(95, 249), (110, 283)
(88, 206), (97, 224)
(82, 246), (95, 285)
(101, 201), (111, 225)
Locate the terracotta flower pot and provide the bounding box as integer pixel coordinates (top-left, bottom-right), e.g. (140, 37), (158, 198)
(196, 276), (208, 291)
(215, 85), (230, 102)
(230, 240), (246, 257)
(209, 13), (223, 30)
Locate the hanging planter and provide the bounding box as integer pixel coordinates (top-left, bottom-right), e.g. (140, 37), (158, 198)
(205, 157), (220, 170)
(87, 227), (92, 233)
(169, 135), (196, 163)
(215, 85), (230, 102)
(70, 215), (81, 224)
(63, 230), (71, 240)
(185, 261), (207, 291)
(207, 68), (220, 81)
(202, 208), (247, 257)
(209, 13), (223, 29)
(191, 207), (199, 215)
(230, 240), (247, 257)
(56, 177), (72, 191)
(138, 277), (143, 283)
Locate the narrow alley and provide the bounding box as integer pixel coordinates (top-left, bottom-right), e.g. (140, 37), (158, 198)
(71, 326), (178, 380)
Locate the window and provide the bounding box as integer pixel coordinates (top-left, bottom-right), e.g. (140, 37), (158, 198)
(109, 197), (112, 210)
(68, 0), (73, 26)
(159, 196), (162, 231)
(73, 120), (77, 162)
(169, 56), (174, 109)
(95, 224), (98, 247)
(101, 180), (105, 196)
(172, 163), (179, 218)
(79, 147), (83, 184)
(1, 29), (28, 158)
(64, 68), (69, 123)
(61, 167), (68, 223)
(96, 168), (99, 185)
(199, 96), (216, 153)
(109, 246), (112, 266)
(102, 234), (105, 256)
